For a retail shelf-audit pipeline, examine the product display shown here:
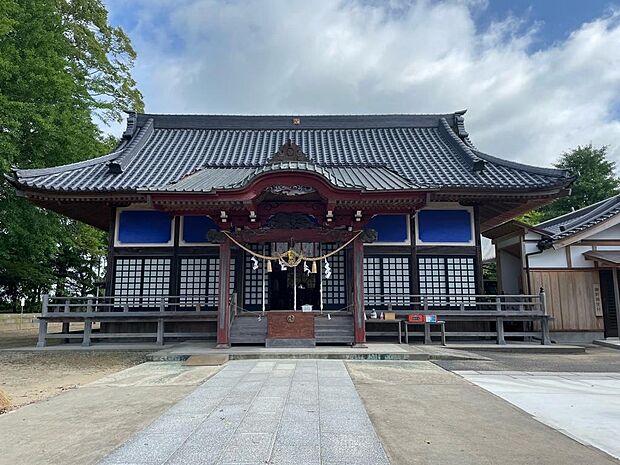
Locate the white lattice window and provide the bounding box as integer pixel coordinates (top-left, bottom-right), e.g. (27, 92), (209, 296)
(323, 243), (346, 308)
(114, 257), (171, 307)
(418, 256), (476, 306)
(244, 245), (268, 309)
(364, 256), (411, 307)
(180, 257), (215, 307)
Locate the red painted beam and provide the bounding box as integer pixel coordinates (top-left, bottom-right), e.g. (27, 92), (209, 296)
(216, 238), (231, 348)
(352, 236), (366, 345)
(230, 228), (359, 243)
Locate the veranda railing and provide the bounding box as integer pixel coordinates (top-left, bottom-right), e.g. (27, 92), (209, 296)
(363, 290), (550, 345)
(364, 290), (547, 315)
(36, 291), (551, 346)
(37, 294), (225, 348)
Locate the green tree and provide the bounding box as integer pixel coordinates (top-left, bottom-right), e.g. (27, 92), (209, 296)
(520, 145), (620, 225)
(0, 0), (142, 311)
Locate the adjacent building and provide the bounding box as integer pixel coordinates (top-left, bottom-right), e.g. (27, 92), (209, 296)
(487, 194), (620, 342)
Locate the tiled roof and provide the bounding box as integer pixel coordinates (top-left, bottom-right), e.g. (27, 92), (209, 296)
(10, 112), (571, 194)
(159, 163), (418, 193)
(536, 194), (620, 241)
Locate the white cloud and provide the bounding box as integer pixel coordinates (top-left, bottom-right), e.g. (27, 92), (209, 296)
(105, 0), (620, 167)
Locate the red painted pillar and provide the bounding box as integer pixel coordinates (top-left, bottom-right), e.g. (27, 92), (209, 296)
(352, 236), (366, 345)
(216, 237), (231, 348)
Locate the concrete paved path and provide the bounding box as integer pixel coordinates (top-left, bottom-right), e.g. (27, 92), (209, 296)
(99, 360), (390, 465)
(458, 371), (620, 460)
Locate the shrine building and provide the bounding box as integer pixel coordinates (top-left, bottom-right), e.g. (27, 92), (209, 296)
(8, 111), (573, 347)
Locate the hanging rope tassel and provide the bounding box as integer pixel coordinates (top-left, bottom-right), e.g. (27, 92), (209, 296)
(266, 260), (272, 273)
(311, 261), (317, 274)
(221, 230), (362, 263)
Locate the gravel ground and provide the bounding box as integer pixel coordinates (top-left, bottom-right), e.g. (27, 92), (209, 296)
(0, 349), (148, 413)
(434, 345), (620, 372)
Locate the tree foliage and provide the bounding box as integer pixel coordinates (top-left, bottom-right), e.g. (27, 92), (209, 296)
(520, 145), (620, 226)
(0, 0), (142, 311)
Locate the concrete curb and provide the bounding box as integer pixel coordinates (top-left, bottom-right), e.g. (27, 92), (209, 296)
(593, 340), (620, 351)
(447, 344), (586, 354)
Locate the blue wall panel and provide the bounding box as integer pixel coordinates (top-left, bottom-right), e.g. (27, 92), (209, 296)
(183, 216), (219, 243)
(366, 215), (409, 243)
(118, 211), (172, 244)
(418, 209), (472, 243)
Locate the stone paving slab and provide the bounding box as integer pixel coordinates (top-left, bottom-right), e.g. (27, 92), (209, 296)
(457, 371), (620, 460)
(98, 359), (390, 465)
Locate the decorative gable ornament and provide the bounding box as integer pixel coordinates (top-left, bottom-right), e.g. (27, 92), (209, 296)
(266, 185), (315, 196)
(270, 139), (308, 163)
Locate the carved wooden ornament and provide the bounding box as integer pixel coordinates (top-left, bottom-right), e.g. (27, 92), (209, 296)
(270, 140), (308, 163)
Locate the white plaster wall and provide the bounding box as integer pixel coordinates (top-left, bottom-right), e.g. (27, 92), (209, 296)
(499, 250), (522, 294)
(525, 231), (543, 241)
(528, 247), (568, 268)
(593, 245), (620, 251)
(570, 246), (594, 268)
(523, 240), (539, 255)
(495, 235), (520, 249)
(588, 223), (620, 240)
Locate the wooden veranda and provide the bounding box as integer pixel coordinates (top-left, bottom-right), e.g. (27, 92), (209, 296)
(35, 291), (552, 347)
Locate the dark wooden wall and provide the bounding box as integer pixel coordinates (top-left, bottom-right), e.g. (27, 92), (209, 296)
(106, 210), (484, 307)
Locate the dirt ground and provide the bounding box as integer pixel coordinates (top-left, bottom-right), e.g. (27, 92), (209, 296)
(0, 328), (147, 413)
(0, 362), (220, 465)
(347, 361), (619, 465)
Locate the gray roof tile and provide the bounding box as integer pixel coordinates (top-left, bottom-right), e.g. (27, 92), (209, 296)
(536, 194), (620, 241)
(12, 112), (571, 193)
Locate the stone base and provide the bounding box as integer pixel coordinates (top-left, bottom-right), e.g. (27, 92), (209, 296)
(183, 354), (229, 366)
(265, 338), (316, 348)
(593, 338), (620, 350)
(550, 331), (604, 344)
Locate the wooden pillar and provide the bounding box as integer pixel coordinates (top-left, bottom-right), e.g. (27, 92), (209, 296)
(613, 269), (620, 339)
(82, 318), (92, 347)
(473, 205), (484, 294)
(216, 237), (232, 348)
(157, 297), (165, 346)
(496, 317), (506, 345)
(352, 236), (366, 345)
(37, 294), (49, 348)
(105, 206), (116, 297)
(539, 288), (551, 345)
(424, 323), (431, 344)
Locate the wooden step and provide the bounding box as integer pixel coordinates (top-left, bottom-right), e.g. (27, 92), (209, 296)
(230, 317), (267, 344)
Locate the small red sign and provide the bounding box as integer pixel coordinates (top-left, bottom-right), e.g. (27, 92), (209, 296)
(407, 314), (425, 323)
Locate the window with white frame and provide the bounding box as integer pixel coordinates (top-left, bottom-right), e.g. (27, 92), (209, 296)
(244, 244), (268, 309)
(180, 257), (215, 307)
(418, 256), (476, 306)
(113, 258), (171, 307)
(179, 256), (236, 308)
(323, 243), (346, 308)
(364, 256), (411, 307)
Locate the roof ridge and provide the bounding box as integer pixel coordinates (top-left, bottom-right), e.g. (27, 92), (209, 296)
(536, 193), (620, 230)
(134, 113), (461, 130)
(12, 146), (126, 179)
(137, 111), (461, 118)
(107, 118), (154, 174)
(473, 149), (571, 179)
(437, 118), (485, 172)
(542, 195), (620, 238)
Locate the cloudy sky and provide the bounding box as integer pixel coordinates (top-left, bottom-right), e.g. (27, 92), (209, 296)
(104, 0), (620, 168)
